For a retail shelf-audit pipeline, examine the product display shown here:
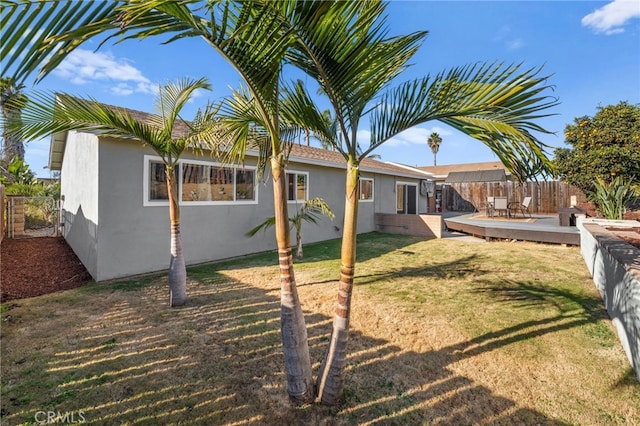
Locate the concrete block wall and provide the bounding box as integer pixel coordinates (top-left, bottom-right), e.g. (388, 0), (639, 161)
(579, 219), (640, 381)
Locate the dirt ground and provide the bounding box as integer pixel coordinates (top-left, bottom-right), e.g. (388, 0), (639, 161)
(0, 237), (92, 302)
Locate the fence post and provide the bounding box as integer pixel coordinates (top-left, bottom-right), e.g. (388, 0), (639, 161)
(7, 196), (26, 237)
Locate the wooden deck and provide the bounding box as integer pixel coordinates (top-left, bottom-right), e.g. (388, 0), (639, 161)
(443, 213), (581, 245)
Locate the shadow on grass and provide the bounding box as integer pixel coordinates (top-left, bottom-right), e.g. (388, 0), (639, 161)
(4, 234), (627, 424)
(3, 273), (575, 425)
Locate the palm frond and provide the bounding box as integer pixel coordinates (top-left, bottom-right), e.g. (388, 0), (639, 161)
(280, 80), (343, 155)
(290, 197), (335, 226)
(366, 62), (559, 180)
(215, 85), (271, 176)
(245, 216), (277, 237)
(9, 78), (217, 166)
(286, 0), (427, 151)
(0, 0), (122, 83)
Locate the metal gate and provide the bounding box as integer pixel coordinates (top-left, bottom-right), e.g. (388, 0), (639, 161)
(6, 196), (60, 238)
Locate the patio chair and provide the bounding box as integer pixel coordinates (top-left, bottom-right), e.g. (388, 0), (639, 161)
(509, 196), (532, 218)
(493, 197), (508, 217)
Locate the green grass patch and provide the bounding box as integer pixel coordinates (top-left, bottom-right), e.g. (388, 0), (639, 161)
(1, 233), (637, 425)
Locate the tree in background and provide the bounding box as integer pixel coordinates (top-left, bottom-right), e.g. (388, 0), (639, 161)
(1, 77), (27, 178)
(555, 101), (640, 192)
(554, 101), (640, 214)
(0, 156), (34, 186)
(427, 132), (442, 166)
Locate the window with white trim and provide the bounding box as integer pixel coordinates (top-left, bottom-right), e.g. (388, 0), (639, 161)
(147, 159), (169, 203)
(359, 178), (374, 201)
(286, 171), (308, 201)
(181, 161), (256, 203)
(144, 156), (256, 206)
(235, 169), (255, 200)
(181, 163), (234, 202)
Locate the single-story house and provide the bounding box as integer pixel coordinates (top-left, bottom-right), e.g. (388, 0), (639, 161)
(49, 107), (436, 282)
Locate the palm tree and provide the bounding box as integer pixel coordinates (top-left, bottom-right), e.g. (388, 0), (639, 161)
(3, 0), (559, 406)
(0, 77), (27, 162)
(1, 0), (348, 404)
(427, 132), (442, 166)
(247, 197), (335, 259)
(6, 77), (221, 307)
(283, 2), (559, 404)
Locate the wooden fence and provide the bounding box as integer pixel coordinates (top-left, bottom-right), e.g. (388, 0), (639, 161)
(0, 185), (4, 243)
(443, 181), (588, 214)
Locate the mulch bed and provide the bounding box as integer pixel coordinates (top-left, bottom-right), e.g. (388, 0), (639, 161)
(1, 237), (92, 302)
(605, 227), (640, 250)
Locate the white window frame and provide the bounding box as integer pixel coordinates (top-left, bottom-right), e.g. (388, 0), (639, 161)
(286, 170), (309, 203)
(143, 155), (258, 206)
(179, 158), (258, 205)
(359, 177), (374, 202)
(143, 155), (169, 207)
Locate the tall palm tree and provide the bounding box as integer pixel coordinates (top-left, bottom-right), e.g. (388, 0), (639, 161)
(427, 132), (442, 166)
(283, 1), (559, 404)
(6, 77), (220, 307)
(0, 0), (349, 404)
(2, 0), (560, 406)
(0, 77), (27, 161)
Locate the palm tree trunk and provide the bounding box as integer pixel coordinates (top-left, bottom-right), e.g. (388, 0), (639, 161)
(166, 166), (187, 307)
(271, 155), (314, 404)
(296, 231), (303, 259)
(316, 159), (359, 405)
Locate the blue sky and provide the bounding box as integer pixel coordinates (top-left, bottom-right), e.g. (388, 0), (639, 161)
(12, 0), (640, 177)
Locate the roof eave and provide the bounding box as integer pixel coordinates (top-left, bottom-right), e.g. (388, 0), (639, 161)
(48, 131), (67, 171)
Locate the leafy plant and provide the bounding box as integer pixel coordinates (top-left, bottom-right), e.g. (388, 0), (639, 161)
(0, 156), (34, 185)
(247, 197), (335, 259)
(554, 102), (640, 197)
(592, 176), (638, 220)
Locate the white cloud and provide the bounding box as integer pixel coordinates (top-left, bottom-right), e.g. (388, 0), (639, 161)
(507, 38), (525, 51)
(362, 126), (454, 148)
(493, 26), (525, 51)
(582, 0), (640, 35)
(111, 83), (134, 96)
(53, 49), (153, 95)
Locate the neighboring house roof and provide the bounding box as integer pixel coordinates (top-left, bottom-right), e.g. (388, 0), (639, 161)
(48, 103), (428, 180)
(444, 169), (507, 183)
(418, 161), (510, 181)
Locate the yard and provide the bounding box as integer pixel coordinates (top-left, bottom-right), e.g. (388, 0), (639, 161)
(1, 233), (638, 424)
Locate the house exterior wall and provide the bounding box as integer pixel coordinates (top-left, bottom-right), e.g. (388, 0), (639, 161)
(60, 131), (100, 279)
(63, 136), (428, 282)
(96, 138), (171, 281)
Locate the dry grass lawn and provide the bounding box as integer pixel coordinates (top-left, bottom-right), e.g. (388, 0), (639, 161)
(1, 233), (639, 425)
